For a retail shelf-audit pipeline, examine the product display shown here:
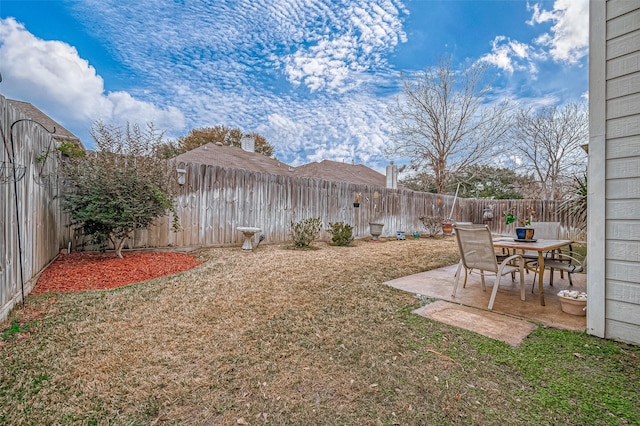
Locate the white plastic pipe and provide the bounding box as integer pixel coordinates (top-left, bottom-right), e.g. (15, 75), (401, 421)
(449, 183), (460, 220)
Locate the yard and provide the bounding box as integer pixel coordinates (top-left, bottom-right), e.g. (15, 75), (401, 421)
(1, 238), (638, 425)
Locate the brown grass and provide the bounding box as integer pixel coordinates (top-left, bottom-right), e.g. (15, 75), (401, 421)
(1, 237), (638, 425)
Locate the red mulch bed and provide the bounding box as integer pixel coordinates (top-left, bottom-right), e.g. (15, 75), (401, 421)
(33, 251), (200, 294)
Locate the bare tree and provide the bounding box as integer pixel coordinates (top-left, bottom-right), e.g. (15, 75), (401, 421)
(510, 103), (588, 200)
(386, 55), (512, 194)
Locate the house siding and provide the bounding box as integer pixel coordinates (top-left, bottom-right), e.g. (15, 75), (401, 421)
(590, 0), (640, 344)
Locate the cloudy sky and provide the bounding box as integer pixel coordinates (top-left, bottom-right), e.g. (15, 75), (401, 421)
(0, 0), (588, 171)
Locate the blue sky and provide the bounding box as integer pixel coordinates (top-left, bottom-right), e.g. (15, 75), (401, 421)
(0, 0), (588, 171)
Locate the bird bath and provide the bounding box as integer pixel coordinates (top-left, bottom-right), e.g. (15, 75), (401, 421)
(237, 226), (261, 251)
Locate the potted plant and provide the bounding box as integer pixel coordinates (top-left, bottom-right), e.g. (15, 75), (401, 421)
(353, 193), (361, 208)
(503, 209), (535, 240)
(441, 218), (454, 236)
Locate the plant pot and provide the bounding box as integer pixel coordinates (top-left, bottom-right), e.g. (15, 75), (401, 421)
(413, 232), (420, 239)
(558, 296), (587, 316)
(516, 227), (535, 240)
(369, 222), (384, 241)
(353, 202), (360, 208)
(442, 221), (453, 236)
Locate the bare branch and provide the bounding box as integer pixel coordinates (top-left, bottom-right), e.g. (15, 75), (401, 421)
(510, 103), (588, 200)
(386, 55), (512, 193)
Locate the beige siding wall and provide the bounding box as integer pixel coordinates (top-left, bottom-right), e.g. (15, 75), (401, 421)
(597, 0), (640, 344)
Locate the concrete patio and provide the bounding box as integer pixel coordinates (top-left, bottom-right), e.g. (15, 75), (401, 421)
(385, 264), (586, 344)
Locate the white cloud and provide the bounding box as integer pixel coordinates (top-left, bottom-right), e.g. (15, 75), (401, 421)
(480, 36), (533, 74)
(478, 0), (588, 95)
(280, 2), (407, 92)
(528, 0), (589, 64)
(0, 17), (185, 143)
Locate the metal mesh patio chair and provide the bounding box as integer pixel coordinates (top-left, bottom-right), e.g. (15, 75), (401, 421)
(529, 251), (586, 289)
(452, 224), (526, 310)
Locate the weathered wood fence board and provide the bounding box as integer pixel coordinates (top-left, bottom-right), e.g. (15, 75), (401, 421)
(107, 163), (583, 251)
(1, 96), (63, 323)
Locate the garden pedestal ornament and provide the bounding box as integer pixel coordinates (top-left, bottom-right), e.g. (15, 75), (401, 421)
(369, 222), (384, 241)
(237, 226), (261, 251)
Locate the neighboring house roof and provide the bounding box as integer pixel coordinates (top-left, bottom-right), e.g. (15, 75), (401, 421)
(294, 159), (387, 187)
(6, 99), (84, 148)
(175, 142), (296, 177)
(176, 145), (392, 188)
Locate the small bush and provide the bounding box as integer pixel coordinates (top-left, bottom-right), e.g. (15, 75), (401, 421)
(418, 216), (443, 237)
(327, 221), (353, 246)
(290, 217), (322, 248)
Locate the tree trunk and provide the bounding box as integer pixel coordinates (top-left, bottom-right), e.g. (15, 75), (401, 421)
(115, 237), (127, 259)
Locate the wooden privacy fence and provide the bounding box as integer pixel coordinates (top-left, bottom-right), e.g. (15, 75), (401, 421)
(119, 162), (584, 251)
(124, 162), (462, 248)
(1, 96), (64, 323)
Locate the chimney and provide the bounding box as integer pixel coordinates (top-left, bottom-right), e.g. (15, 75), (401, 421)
(386, 161), (398, 189)
(241, 134), (255, 152)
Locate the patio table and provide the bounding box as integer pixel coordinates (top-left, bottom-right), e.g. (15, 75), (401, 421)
(492, 238), (573, 306)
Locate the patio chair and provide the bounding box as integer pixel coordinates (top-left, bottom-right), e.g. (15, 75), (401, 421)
(529, 251), (586, 289)
(521, 222), (575, 288)
(522, 222), (561, 261)
(452, 224), (526, 310)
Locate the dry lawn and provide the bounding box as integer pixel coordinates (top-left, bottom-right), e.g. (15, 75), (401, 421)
(2, 237), (638, 425)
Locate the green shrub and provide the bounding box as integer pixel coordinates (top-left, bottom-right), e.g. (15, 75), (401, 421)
(327, 221), (353, 246)
(290, 217), (322, 248)
(57, 141), (86, 158)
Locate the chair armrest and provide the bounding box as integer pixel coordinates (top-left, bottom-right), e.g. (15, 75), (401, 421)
(544, 258), (585, 273)
(549, 252), (585, 264)
(501, 253), (523, 266)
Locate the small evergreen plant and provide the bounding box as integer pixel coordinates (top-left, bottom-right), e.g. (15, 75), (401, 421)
(327, 221), (353, 246)
(289, 217), (322, 248)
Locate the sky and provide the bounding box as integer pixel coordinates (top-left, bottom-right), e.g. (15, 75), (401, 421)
(0, 0), (589, 172)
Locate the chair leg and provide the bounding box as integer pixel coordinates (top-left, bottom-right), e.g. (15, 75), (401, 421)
(519, 259), (525, 301)
(480, 272), (486, 292)
(452, 261), (463, 297)
(568, 272), (573, 286)
(488, 275), (501, 310)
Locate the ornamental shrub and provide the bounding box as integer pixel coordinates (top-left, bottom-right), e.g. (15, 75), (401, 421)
(289, 217), (322, 248)
(62, 121), (179, 258)
(327, 221), (353, 246)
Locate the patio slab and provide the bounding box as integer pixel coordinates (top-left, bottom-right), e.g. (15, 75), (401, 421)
(414, 300), (538, 346)
(386, 264), (586, 339)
